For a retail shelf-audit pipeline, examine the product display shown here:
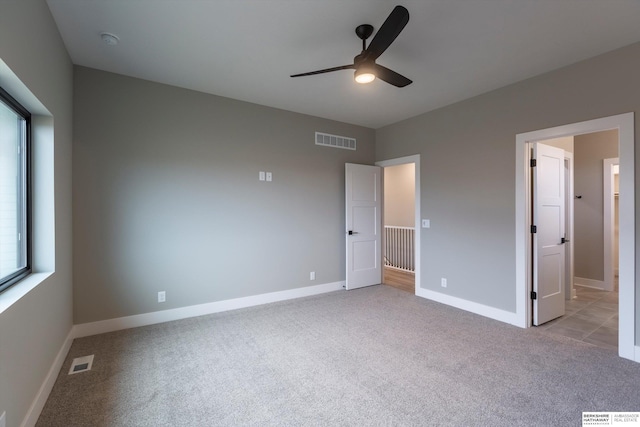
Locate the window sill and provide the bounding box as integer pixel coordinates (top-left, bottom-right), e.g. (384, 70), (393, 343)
(0, 272), (53, 315)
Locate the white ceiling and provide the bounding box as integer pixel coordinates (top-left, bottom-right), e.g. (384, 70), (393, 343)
(46, 0), (640, 129)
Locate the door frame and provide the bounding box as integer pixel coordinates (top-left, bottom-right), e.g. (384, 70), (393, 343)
(564, 154), (575, 300)
(515, 112), (635, 361)
(603, 157), (619, 292)
(376, 155), (421, 294)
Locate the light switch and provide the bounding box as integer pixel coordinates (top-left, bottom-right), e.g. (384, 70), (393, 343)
(259, 171), (265, 181)
(422, 219), (430, 228)
(266, 172), (272, 182)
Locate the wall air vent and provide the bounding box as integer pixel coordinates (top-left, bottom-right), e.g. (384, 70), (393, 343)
(315, 132), (356, 150)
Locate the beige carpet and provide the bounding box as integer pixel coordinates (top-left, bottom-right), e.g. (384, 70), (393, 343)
(37, 285), (640, 426)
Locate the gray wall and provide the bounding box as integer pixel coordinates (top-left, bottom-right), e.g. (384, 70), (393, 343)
(574, 130), (619, 281)
(0, 1), (73, 426)
(384, 163), (415, 227)
(375, 41), (640, 338)
(73, 67), (374, 324)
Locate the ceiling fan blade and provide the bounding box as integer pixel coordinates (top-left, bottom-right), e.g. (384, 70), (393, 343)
(373, 64), (412, 87)
(364, 5), (409, 61)
(291, 65), (354, 78)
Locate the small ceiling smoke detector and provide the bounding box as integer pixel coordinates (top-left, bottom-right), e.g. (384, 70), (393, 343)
(100, 32), (119, 46)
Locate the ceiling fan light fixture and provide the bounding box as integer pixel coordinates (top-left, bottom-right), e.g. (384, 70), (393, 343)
(354, 66), (376, 84)
(290, 6), (411, 87)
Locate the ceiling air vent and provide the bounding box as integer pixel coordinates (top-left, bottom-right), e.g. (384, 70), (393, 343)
(315, 132), (356, 151)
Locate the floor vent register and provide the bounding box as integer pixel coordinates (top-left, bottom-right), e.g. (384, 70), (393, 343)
(68, 354), (95, 375)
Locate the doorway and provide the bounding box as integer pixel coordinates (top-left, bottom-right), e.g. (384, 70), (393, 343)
(376, 155), (421, 295)
(515, 112), (635, 361)
(535, 134), (619, 350)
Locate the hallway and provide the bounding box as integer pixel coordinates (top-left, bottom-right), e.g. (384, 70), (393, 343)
(382, 267), (414, 294)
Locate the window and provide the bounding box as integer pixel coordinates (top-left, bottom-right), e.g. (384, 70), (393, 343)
(0, 86), (30, 293)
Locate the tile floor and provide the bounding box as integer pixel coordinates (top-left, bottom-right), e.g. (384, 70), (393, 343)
(538, 284), (618, 351)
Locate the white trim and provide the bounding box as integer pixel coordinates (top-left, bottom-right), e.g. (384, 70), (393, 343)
(20, 330), (74, 427)
(416, 287), (520, 326)
(603, 158), (619, 292)
(72, 281), (344, 338)
(383, 225), (415, 230)
(635, 346), (640, 363)
(0, 272), (52, 315)
(574, 278), (607, 291)
(376, 155), (421, 295)
(515, 112), (635, 361)
(564, 153), (576, 300)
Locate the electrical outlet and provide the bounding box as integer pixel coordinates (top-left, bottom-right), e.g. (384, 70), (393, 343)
(310, 271), (316, 281)
(441, 278), (447, 288)
(158, 291), (166, 303)
(266, 172), (273, 182)
(422, 219), (430, 228)
(1, 411), (6, 427)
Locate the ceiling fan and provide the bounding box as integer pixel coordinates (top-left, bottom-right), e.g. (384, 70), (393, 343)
(290, 5), (412, 87)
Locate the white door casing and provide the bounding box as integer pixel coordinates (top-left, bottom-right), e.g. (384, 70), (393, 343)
(345, 163), (382, 290)
(564, 155), (575, 300)
(533, 143), (566, 325)
(603, 157), (619, 292)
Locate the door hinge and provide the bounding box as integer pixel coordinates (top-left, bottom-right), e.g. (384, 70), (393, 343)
(530, 225), (537, 233)
(531, 291), (537, 300)
(530, 159), (537, 167)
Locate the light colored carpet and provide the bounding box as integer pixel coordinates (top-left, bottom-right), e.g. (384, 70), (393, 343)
(37, 285), (640, 426)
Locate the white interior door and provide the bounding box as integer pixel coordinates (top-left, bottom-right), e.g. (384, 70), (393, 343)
(533, 143), (566, 325)
(345, 163), (381, 290)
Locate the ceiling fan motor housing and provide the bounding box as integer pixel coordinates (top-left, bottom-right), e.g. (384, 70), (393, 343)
(356, 24), (374, 41)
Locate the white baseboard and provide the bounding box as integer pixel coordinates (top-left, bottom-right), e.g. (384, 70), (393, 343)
(73, 281), (345, 338)
(574, 277), (606, 290)
(416, 287), (520, 327)
(21, 329), (74, 427)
